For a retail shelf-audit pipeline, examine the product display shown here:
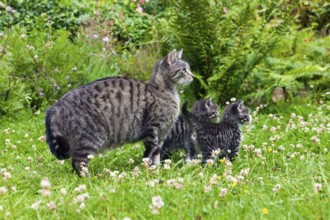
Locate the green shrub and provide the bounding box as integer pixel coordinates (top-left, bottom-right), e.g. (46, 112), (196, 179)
(0, 0), (93, 35)
(157, 0), (330, 104)
(0, 28), (123, 118)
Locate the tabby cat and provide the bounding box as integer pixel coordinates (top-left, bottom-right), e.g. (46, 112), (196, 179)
(182, 100), (251, 163)
(161, 99), (219, 161)
(45, 49), (193, 176)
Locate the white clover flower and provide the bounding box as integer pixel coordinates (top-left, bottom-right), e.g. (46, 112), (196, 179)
(79, 202), (86, 209)
(253, 148), (262, 157)
(164, 164), (170, 170)
(60, 188), (67, 195)
(167, 179), (176, 187)
(230, 97), (236, 102)
(79, 185), (87, 191)
(109, 188), (116, 193)
(209, 174), (219, 185)
(131, 167), (140, 177)
(164, 159), (172, 164)
(135, 5), (143, 13)
(127, 158), (134, 164)
(47, 201), (56, 211)
(141, 158), (150, 167)
(152, 196), (164, 208)
(28, 156), (34, 163)
(206, 159), (214, 166)
(311, 136), (320, 144)
(220, 188), (228, 197)
(0, 186), (8, 195)
(102, 36), (110, 42)
(240, 168), (250, 176)
(203, 185), (211, 193)
(314, 183), (322, 192)
(38, 136), (46, 142)
(38, 189), (51, 196)
(211, 149), (220, 158)
(272, 184), (282, 193)
(118, 172), (127, 180)
(2, 171), (11, 180)
(237, 175), (245, 183)
(31, 201), (41, 210)
(40, 179), (51, 189)
(300, 155), (305, 161)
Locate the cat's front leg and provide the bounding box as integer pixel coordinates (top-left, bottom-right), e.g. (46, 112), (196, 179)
(228, 146), (239, 162)
(143, 128), (161, 165)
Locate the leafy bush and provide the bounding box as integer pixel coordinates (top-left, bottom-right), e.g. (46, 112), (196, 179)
(0, 29), (123, 118)
(88, 0), (161, 48)
(0, 0), (93, 35)
(158, 0), (329, 104)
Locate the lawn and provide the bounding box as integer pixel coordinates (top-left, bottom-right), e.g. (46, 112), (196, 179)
(0, 100), (329, 219)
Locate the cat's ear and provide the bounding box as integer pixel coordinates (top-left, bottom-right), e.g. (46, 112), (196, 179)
(176, 49), (183, 60)
(164, 49), (177, 66)
(237, 100), (244, 110)
(206, 99), (212, 107)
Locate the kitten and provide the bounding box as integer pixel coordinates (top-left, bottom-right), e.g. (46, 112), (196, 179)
(182, 100), (251, 163)
(45, 49), (193, 176)
(161, 99), (219, 161)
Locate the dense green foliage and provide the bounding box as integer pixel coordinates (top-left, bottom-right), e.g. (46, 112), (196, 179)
(0, 0), (93, 34)
(161, 0), (330, 104)
(0, 0), (330, 117)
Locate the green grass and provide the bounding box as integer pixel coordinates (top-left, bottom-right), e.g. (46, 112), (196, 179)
(0, 100), (329, 219)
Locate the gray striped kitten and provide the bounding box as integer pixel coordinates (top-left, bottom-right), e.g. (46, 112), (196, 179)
(161, 99), (219, 162)
(45, 49), (193, 176)
(182, 100), (251, 163)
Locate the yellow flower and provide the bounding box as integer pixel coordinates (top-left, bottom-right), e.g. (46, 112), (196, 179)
(262, 208), (268, 215)
(217, 176), (222, 180)
(231, 182), (237, 187)
(219, 159), (225, 163)
(268, 147), (273, 152)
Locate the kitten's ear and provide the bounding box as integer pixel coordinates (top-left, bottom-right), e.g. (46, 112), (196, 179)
(237, 100), (244, 110)
(206, 99), (212, 107)
(164, 49), (177, 66)
(176, 49), (183, 60)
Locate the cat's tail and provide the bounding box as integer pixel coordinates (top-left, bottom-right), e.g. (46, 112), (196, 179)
(45, 109), (71, 160)
(181, 101), (198, 127)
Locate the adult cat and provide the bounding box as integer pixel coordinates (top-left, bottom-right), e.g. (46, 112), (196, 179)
(45, 49), (193, 176)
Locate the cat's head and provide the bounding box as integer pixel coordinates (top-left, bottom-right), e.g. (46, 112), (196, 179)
(222, 100), (251, 125)
(151, 49), (194, 88)
(191, 99), (220, 121)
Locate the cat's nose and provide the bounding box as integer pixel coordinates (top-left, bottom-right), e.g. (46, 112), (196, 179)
(187, 70), (194, 81)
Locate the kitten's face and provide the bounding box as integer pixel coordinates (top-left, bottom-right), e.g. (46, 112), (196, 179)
(191, 99), (220, 120)
(161, 49), (194, 85)
(223, 100), (251, 125)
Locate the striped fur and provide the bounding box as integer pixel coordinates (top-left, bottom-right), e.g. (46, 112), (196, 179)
(45, 49), (193, 176)
(161, 99), (219, 161)
(182, 100), (251, 163)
